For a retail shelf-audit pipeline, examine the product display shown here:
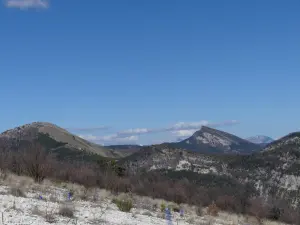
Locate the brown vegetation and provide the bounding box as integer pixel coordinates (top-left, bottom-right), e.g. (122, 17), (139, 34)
(207, 202), (219, 216)
(0, 140), (299, 224)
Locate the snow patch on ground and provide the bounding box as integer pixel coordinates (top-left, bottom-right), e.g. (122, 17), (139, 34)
(0, 185), (187, 225)
(0, 174), (289, 225)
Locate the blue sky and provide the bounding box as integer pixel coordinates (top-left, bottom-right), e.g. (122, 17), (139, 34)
(0, 0), (299, 145)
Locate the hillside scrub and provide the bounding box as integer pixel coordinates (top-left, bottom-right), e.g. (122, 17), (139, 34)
(0, 142), (299, 224)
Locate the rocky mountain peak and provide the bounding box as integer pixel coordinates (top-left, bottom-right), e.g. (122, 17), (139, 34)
(171, 126), (260, 154)
(246, 135), (274, 145)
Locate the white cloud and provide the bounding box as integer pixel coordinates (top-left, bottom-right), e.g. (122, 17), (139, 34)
(168, 120), (239, 138)
(172, 129), (198, 137)
(79, 134), (138, 145)
(78, 120), (239, 145)
(117, 128), (151, 136)
(66, 126), (110, 132)
(168, 121), (210, 131)
(119, 135), (139, 142)
(5, 0), (49, 9)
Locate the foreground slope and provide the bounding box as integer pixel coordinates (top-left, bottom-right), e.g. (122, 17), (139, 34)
(0, 122), (121, 159)
(0, 173), (284, 225)
(171, 126), (260, 154)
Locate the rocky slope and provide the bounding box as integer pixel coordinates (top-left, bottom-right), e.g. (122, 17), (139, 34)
(170, 126), (260, 154)
(262, 132), (300, 152)
(228, 132), (300, 206)
(119, 144), (222, 174)
(120, 132), (300, 207)
(0, 122), (122, 159)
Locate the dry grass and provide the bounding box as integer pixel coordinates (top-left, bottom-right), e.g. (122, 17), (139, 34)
(4, 173), (34, 189)
(132, 195), (157, 211)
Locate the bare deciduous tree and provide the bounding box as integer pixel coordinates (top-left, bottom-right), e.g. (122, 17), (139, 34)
(21, 142), (54, 182)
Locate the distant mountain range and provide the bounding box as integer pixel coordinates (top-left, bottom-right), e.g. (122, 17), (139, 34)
(0, 123), (273, 158)
(108, 126), (268, 155)
(246, 135), (274, 145)
(1, 121), (300, 208)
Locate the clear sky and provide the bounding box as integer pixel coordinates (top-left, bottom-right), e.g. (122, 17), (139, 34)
(0, 0), (299, 145)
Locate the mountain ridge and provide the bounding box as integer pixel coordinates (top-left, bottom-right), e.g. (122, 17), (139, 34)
(262, 131), (300, 153)
(0, 122), (124, 159)
(169, 126), (261, 154)
(120, 131), (300, 207)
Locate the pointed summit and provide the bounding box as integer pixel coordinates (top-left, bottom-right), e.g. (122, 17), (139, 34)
(172, 126), (260, 154)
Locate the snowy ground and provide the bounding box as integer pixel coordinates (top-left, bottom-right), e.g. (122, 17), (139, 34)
(0, 174), (287, 225)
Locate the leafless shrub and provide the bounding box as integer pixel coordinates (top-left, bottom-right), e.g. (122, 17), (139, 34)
(31, 205), (44, 217)
(207, 202), (219, 217)
(44, 212), (56, 223)
(58, 204), (75, 218)
(215, 195), (239, 213)
(186, 217), (195, 224)
(10, 186), (26, 198)
(133, 196), (156, 211)
(78, 187), (89, 201)
(0, 168), (8, 181)
(196, 205), (203, 216)
(247, 197), (268, 224)
(8, 198), (23, 212)
(49, 194), (60, 203)
(31, 205), (57, 223)
(20, 142), (54, 183)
